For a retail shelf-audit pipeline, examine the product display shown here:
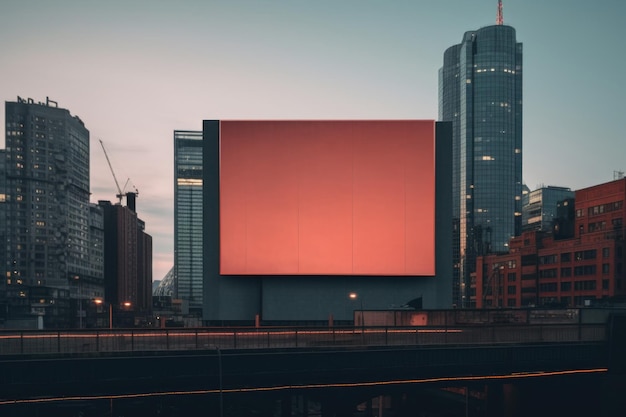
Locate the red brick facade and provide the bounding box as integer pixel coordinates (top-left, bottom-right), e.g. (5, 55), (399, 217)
(474, 178), (625, 308)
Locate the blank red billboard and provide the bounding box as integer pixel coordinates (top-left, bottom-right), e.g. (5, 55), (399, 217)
(219, 120), (435, 276)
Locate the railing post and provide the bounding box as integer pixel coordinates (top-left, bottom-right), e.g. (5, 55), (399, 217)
(20, 331), (24, 354)
(131, 330), (134, 351)
(385, 327), (388, 345)
(234, 331), (237, 349)
(578, 310), (583, 341)
(195, 330), (199, 349)
(295, 330), (298, 348)
(96, 331), (100, 352)
(57, 331), (61, 353)
(166, 329), (170, 350)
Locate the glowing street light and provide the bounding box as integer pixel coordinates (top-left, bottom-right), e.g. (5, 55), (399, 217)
(348, 292), (364, 327)
(93, 298), (114, 329)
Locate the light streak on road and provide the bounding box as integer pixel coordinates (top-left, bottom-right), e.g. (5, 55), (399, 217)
(0, 367), (608, 406)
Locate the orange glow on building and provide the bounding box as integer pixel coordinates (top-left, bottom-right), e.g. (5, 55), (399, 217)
(219, 120), (436, 276)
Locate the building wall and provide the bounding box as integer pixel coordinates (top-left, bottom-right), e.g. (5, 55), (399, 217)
(439, 25), (523, 308)
(474, 178), (626, 308)
(202, 120), (452, 324)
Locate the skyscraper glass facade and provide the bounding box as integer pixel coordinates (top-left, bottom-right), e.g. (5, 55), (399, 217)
(522, 186), (574, 232)
(174, 130), (203, 314)
(439, 25), (523, 307)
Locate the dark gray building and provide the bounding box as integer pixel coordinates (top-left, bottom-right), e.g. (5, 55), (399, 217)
(99, 193), (153, 326)
(439, 17), (523, 308)
(4, 97), (101, 328)
(174, 130), (203, 316)
(202, 120), (452, 325)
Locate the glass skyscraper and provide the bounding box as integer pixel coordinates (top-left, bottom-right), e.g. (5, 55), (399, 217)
(439, 22), (523, 308)
(174, 130), (203, 315)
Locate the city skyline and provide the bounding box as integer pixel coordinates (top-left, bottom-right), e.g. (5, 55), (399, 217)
(1, 0), (624, 281)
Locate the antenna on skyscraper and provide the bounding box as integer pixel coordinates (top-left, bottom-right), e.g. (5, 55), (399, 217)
(496, 0), (504, 25)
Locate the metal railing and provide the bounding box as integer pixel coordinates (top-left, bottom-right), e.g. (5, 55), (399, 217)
(0, 323), (608, 356)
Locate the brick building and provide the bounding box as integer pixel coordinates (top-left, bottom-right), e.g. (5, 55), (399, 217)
(473, 178), (625, 308)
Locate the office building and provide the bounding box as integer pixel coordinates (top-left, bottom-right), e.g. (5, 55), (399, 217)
(474, 178), (626, 308)
(4, 97), (101, 328)
(202, 119), (452, 325)
(439, 7), (523, 307)
(522, 186), (574, 232)
(174, 130), (203, 316)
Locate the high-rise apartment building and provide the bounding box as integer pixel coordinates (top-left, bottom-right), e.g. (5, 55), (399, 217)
(439, 9), (523, 308)
(174, 130), (203, 315)
(4, 97), (102, 327)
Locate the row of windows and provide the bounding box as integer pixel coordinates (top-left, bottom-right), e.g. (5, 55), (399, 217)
(577, 201), (623, 217)
(506, 261), (615, 282)
(504, 279), (609, 295)
(538, 249), (609, 265)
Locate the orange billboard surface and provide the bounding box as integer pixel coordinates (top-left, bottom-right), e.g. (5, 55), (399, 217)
(219, 120), (435, 276)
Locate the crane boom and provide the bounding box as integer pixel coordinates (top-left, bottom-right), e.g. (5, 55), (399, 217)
(99, 139), (124, 204)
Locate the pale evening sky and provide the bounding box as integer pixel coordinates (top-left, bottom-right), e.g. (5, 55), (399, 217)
(1, 0), (624, 282)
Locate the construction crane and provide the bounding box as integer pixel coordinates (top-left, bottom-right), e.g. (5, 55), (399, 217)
(496, 0), (504, 25)
(99, 139), (125, 205)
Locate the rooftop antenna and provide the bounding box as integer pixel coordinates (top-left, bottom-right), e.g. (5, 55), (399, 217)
(496, 0), (504, 25)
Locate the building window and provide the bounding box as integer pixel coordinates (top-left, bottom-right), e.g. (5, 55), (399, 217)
(507, 273), (516, 282)
(574, 265), (597, 276)
(561, 253), (571, 262)
(602, 264), (610, 274)
(603, 248), (610, 258)
(561, 282), (571, 291)
(539, 268), (557, 278)
(539, 283), (557, 292)
(574, 250), (596, 261)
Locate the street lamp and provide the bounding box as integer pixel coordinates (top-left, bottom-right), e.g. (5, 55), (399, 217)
(93, 299), (112, 329)
(73, 275), (82, 329)
(348, 292), (364, 327)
